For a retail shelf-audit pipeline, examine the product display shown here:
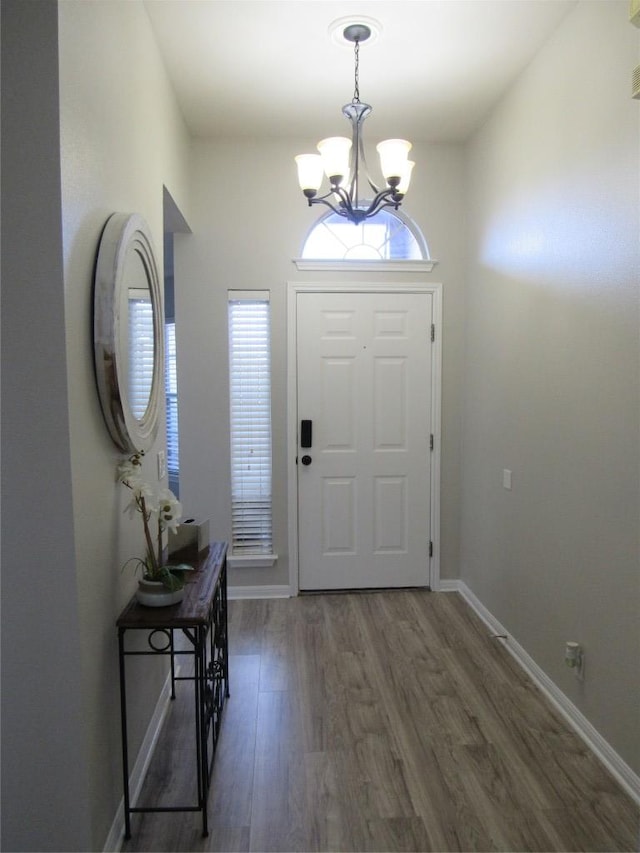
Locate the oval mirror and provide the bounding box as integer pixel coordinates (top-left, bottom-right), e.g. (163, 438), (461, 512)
(93, 213), (163, 453)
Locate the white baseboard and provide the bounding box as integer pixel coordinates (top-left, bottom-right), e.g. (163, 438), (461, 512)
(103, 665), (180, 852)
(442, 580), (640, 805)
(228, 584), (292, 599)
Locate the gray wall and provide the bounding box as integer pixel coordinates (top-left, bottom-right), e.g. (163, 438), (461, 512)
(58, 1), (192, 846)
(3, 1), (192, 850)
(0, 2), (92, 849)
(461, 0), (639, 772)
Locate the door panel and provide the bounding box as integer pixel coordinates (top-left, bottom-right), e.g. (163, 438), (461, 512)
(323, 358), (355, 449)
(297, 291), (433, 590)
(322, 477), (356, 553)
(374, 476), (407, 552)
(374, 357), (407, 448)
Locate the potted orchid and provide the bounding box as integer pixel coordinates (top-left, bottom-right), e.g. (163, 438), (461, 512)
(117, 450), (192, 605)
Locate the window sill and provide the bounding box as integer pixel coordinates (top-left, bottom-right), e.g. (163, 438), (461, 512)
(227, 553), (278, 569)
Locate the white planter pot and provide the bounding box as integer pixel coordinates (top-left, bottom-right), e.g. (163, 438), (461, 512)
(136, 578), (184, 607)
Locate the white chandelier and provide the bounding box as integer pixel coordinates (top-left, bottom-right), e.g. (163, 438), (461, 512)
(295, 22), (414, 225)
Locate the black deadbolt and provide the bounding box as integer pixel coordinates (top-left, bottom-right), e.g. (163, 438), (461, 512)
(301, 455), (312, 466)
(301, 420), (313, 448)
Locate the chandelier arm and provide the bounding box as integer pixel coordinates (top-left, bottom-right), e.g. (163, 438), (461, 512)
(361, 188), (401, 219)
(307, 196), (352, 219)
(312, 186), (348, 204)
(308, 185), (403, 224)
(329, 183), (353, 209)
(349, 117), (361, 208)
(343, 101), (380, 208)
(353, 135), (383, 201)
(375, 199), (404, 215)
(356, 116), (382, 197)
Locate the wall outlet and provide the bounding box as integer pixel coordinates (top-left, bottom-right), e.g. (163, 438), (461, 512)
(157, 450), (166, 480)
(565, 641), (585, 680)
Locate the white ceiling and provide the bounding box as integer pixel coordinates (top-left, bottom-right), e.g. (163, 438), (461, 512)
(144, 0), (577, 143)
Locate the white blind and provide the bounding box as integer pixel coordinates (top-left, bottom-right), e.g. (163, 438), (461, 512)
(128, 293), (154, 420)
(228, 294), (273, 554)
(165, 322), (179, 481)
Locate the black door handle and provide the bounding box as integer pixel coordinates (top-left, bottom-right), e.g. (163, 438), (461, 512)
(301, 455), (312, 466)
(301, 420), (312, 448)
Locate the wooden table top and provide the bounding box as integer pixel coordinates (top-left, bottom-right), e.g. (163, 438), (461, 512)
(116, 541), (228, 630)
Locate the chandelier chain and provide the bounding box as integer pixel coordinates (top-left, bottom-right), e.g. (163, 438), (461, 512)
(352, 38), (360, 104)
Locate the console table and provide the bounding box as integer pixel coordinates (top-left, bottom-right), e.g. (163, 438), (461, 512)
(116, 541), (228, 839)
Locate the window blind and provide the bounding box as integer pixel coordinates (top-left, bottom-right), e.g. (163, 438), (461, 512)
(128, 293), (154, 420)
(165, 322), (179, 489)
(228, 294), (273, 554)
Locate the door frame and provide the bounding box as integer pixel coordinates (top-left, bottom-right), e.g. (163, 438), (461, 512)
(287, 281), (443, 594)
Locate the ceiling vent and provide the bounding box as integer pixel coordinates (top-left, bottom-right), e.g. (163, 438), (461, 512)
(633, 64), (640, 99)
(631, 0), (640, 26)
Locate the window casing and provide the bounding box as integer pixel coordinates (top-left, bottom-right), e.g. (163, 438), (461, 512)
(228, 292), (273, 559)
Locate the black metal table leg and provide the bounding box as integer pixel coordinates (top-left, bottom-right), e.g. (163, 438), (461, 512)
(222, 564), (230, 698)
(169, 628), (176, 700)
(118, 627), (132, 840)
(196, 624), (209, 837)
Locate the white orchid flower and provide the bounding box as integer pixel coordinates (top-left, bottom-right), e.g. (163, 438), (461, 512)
(123, 496), (141, 520)
(116, 459), (138, 484)
(117, 452), (145, 488)
(157, 489), (182, 533)
(135, 481), (155, 502)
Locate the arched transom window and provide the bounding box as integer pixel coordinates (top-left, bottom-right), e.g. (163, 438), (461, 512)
(300, 209), (428, 261)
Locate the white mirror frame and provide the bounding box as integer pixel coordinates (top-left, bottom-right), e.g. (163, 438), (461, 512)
(93, 212), (163, 453)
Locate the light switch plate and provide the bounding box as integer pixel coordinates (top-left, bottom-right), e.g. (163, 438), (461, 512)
(157, 450), (166, 480)
(503, 468), (512, 490)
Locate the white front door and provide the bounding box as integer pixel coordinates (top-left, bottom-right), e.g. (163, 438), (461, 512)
(296, 290), (433, 590)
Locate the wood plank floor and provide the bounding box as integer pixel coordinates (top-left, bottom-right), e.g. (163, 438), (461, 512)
(122, 591), (639, 852)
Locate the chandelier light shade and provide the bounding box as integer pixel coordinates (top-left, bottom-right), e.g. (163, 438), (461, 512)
(317, 137), (352, 181)
(295, 22), (414, 224)
(294, 154), (325, 193)
(376, 139), (413, 183)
